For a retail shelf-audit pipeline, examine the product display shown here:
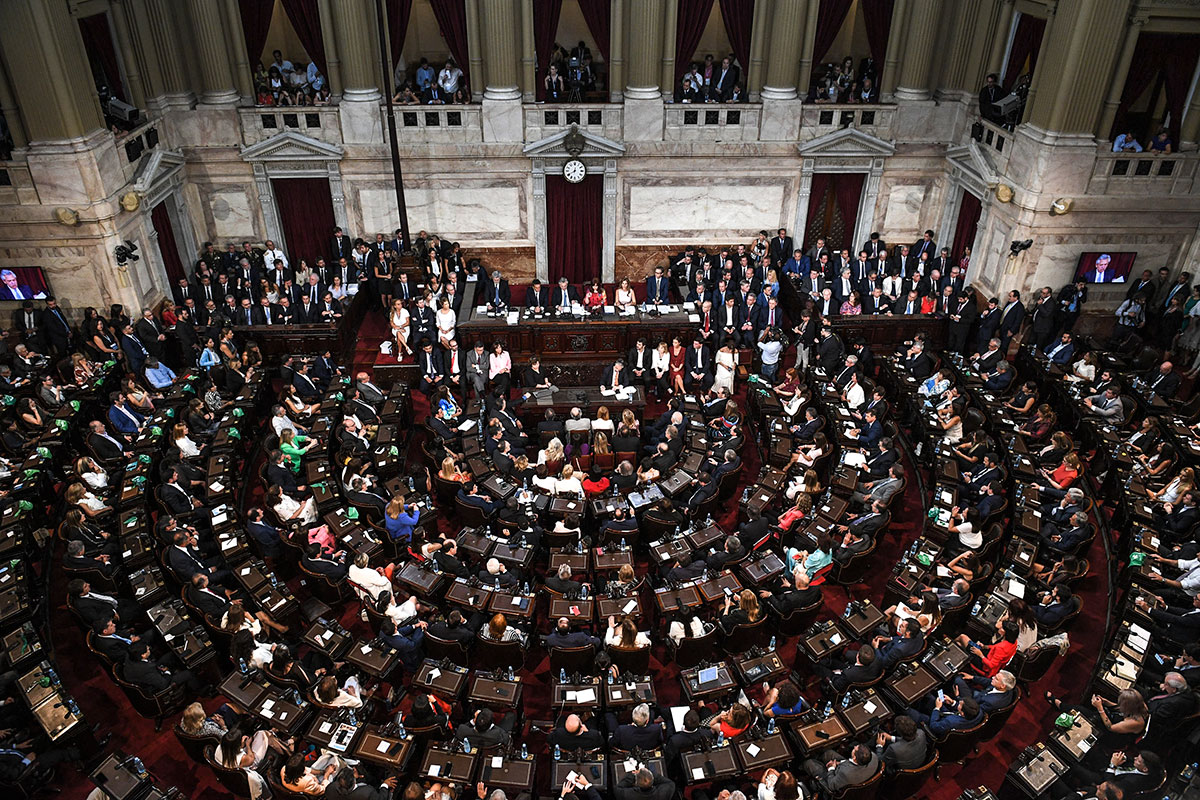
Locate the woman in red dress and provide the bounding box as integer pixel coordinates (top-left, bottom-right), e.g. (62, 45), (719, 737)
(668, 335), (686, 395)
(584, 278), (606, 309)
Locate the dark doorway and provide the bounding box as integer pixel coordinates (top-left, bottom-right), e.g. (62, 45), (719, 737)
(271, 177), (336, 264)
(545, 173), (603, 284)
(150, 200), (186, 285)
(803, 172), (865, 252)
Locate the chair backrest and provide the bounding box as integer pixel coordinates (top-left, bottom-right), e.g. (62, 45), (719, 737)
(977, 694), (1020, 742)
(454, 497), (490, 527)
(204, 745), (254, 797)
(833, 537), (879, 586)
(608, 644), (651, 676)
(84, 631), (118, 674)
(1044, 596), (1083, 634)
(432, 474), (461, 505)
(1016, 644), (1060, 683)
(934, 718), (987, 764)
(721, 616), (768, 655)
(174, 726), (220, 763)
(831, 765), (884, 800)
(885, 747), (938, 797)
(474, 635), (525, 670)
(296, 560), (346, 604)
(672, 625), (719, 669)
(424, 633), (470, 667)
(716, 466), (744, 501)
(777, 596), (824, 636)
(549, 645), (598, 676)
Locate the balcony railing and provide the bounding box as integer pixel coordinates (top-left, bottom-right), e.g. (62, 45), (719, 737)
(524, 104), (623, 142)
(239, 106), (342, 146)
(664, 103), (761, 142)
(799, 104), (895, 143)
(1089, 151), (1198, 195)
(389, 105), (482, 145)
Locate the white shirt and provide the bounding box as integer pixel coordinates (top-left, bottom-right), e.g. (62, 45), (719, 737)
(175, 436), (201, 458)
(555, 477), (584, 497)
(1178, 558), (1200, 596)
(348, 563), (392, 600)
(272, 415), (298, 438)
(264, 247), (288, 269)
(844, 382), (865, 409)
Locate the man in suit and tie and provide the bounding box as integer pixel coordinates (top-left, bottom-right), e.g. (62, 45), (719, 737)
(330, 226), (353, 261)
(418, 339), (445, 396)
(1044, 332), (1075, 365)
(12, 301), (45, 353)
(953, 670), (1017, 714)
(87, 420), (125, 462)
(552, 277), (580, 312)
(1143, 361), (1182, 399)
(646, 265), (670, 304)
(711, 56), (740, 101)
(803, 744), (881, 796)
(685, 339), (713, 392)
(525, 279), (550, 312)
(852, 464), (904, 510)
(464, 340), (489, 398)
(996, 289), (1025, 352)
(769, 228), (794, 265)
(600, 358), (627, 391)
(739, 294), (764, 346)
(292, 361), (321, 400)
(911, 230), (937, 263)
(1083, 385), (1124, 420)
(486, 271), (511, 311)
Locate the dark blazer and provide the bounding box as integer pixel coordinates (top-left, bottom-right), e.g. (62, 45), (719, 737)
(122, 658), (172, 692)
(485, 279), (511, 307)
(685, 345), (712, 376)
(525, 285), (550, 308)
(646, 276), (670, 303)
(614, 772), (675, 800)
(552, 285), (581, 308)
(600, 364), (626, 389)
(611, 722), (664, 751)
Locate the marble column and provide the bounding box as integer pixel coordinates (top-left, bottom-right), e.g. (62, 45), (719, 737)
(1181, 61), (1200, 148)
(608, 0), (625, 102)
(746, 0), (770, 100)
(602, 160), (617, 283)
(879, 0), (908, 97)
(987, 0), (1016, 76)
(222, 0), (255, 102)
(122, 0), (165, 106)
(0, 58), (26, 150)
(144, 0), (194, 109)
(532, 160), (549, 281)
(186, 0), (239, 106)
(0, 0), (105, 142)
(317, 0), (344, 96)
(624, 0), (665, 142)
(333, 0), (383, 144)
(793, 161), (815, 243)
(893, 0), (944, 101)
(659, 0), (678, 98)
(1097, 4), (1148, 142)
(936, 0), (990, 94)
(107, 2), (146, 109)
(466, 0), (485, 102)
(853, 161), (885, 252)
(520, 0), (536, 101)
(479, 0), (522, 143)
(1026, 0), (1126, 137)
(797, 0), (821, 97)
(760, 0), (807, 100)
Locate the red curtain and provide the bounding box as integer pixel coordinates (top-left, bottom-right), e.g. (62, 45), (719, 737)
(534, 0), (565, 100)
(238, 0), (275, 68)
(280, 0), (328, 74)
(151, 202), (186, 285)
(812, 0), (853, 66)
(1001, 12), (1045, 91)
(77, 14), (127, 102)
(860, 0), (893, 82)
(387, 0), (413, 68)
(832, 173), (865, 251)
(675, 0), (716, 80)
(430, 0), (471, 89)
(272, 178), (336, 267)
(1111, 33), (1200, 145)
(951, 190), (982, 271)
(718, 0), (754, 75)
(546, 175), (603, 285)
(803, 173), (831, 250)
(578, 0), (611, 63)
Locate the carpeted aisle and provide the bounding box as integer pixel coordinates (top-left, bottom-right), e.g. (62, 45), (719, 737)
(42, 321), (1111, 799)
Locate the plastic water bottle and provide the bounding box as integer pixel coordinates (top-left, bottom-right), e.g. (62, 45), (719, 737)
(581, 584), (588, 599)
(494, 578), (501, 591)
(349, 708), (358, 726)
(396, 713), (406, 738)
(238, 658), (249, 675)
(741, 488), (750, 503)
(560, 668), (567, 683)
(521, 743), (528, 759)
(523, 581), (530, 595)
(576, 537), (584, 554)
(554, 744), (562, 761)
(621, 538), (628, 551)
(842, 694), (850, 709)
(766, 717), (776, 734)
(132, 757), (146, 777)
(824, 701), (832, 717)
(407, 475), (415, 492)
(717, 731), (725, 746)
(462, 738), (472, 754)
(768, 636), (776, 650)
(971, 600), (982, 616)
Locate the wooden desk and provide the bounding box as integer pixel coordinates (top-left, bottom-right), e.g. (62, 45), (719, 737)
(838, 689), (893, 734)
(840, 599), (887, 640)
(481, 754), (535, 791)
(552, 680), (603, 709)
(681, 747), (739, 783)
(799, 621), (850, 661)
(598, 594), (643, 620)
(734, 733), (792, 772)
(883, 665), (940, 707)
(605, 678), (656, 710)
(302, 619), (353, 660)
(680, 663), (737, 702)
(549, 549), (590, 572)
(419, 746), (478, 782)
(794, 715), (852, 755)
(549, 597), (595, 623)
(344, 640), (400, 679)
(414, 660), (469, 697)
(551, 761), (608, 791)
(734, 651), (788, 685)
(307, 713), (363, 752)
(446, 578), (495, 613)
(467, 674), (522, 709)
(654, 585), (702, 614)
(697, 572), (743, 604)
(355, 726), (413, 769)
(739, 552), (785, 586)
(487, 590), (536, 620)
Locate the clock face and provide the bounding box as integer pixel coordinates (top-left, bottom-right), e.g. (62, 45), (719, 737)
(563, 159), (587, 183)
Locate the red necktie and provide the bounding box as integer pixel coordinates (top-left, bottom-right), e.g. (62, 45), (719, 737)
(704, 313), (710, 332)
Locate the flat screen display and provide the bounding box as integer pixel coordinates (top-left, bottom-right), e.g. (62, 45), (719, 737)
(0, 266), (51, 301)
(1074, 252), (1136, 284)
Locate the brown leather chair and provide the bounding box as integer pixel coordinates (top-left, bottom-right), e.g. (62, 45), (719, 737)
(608, 644), (651, 676)
(830, 766), (884, 800)
(671, 625), (719, 669)
(475, 635), (525, 670)
(885, 748), (938, 797)
(549, 644), (599, 677)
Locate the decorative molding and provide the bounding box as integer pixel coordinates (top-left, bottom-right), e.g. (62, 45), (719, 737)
(241, 131), (345, 252)
(797, 127), (897, 159)
(131, 148), (187, 208)
(523, 126), (627, 159)
(240, 130), (345, 163)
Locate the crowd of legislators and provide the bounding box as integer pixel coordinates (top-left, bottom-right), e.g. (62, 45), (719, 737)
(5, 210), (1200, 797)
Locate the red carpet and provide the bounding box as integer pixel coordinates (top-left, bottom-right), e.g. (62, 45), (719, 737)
(42, 312), (1111, 798)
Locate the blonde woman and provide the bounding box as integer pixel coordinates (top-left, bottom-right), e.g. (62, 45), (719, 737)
(178, 702), (230, 738)
(439, 456), (470, 483)
(556, 464), (584, 497)
(621, 408), (641, 436)
(65, 481), (111, 519)
(606, 615), (651, 649)
(389, 299), (411, 360)
(1151, 466), (1195, 505)
(538, 437), (565, 474)
(75, 457), (109, 492)
(614, 278), (636, 312)
(172, 423), (202, 459)
(592, 406), (614, 435)
(714, 338), (737, 394)
(592, 432), (612, 455)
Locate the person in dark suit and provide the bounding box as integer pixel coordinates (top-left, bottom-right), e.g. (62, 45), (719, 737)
(609, 705), (664, 752)
(763, 568), (822, 616)
(428, 608), (476, 642)
(121, 640), (203, 694)
(646, 266), (671, 304)
(684, 340), (713, 391)
(525, 279), (550, 312)
(600, 359), (627, 390)
(12, 302), (45, 352)
(552, 277), (581, 311)
(953, 670), (1017, 714)
(875, 715), (929, 773)
(456, 708), (510, 749)
(769, 228), (794, 266)
(1032, 585), (1074, 628)
(302, 542), (349, 580)
(1143, 361), (1182, 399)
(873, 619), (925, 668)
(485, 271), (511, 310)
(544, 615), (601, 649)
(998, 290), (1025, 352)
(323, 766), (396, 800)
(417, 339), (445, 396)
(814, 642), (883, 692)
(168, 531), (231, 585)
(1143, 672), (1198, 748)
(710, 56), (740, 101)
(330, 227), (353, 261)
(458, 481), (500, 515)
(68, 579), (141, 626)
(905, 695), (982, 737)
(87, 420), (126, 461)
(245, 507), (283, 560)
(547, 713), (605, 751)
(615, 768), (674, 800)
(664, 709), (714, 763)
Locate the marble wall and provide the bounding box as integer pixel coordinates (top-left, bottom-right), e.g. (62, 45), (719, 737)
(622, 179), (792, 241)
(355, 182), (529, 244)
(470, 246), (536, 283)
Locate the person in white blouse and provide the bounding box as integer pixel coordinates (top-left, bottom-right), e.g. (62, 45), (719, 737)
(230, 628), (275, 670)
(75, 457), (109, 492)
(489, 342), (513, 395)
(592, 406), (615, 435)
(435, 297), (456, 348)
(172, 423), (202, 459)
(347, 552), (394, 601)
(389, 299), (412, 360)
(605, 615), (651, 649)
(315, 674), (364, 708)
(268, 485), (316, 525)
(614, 278), (637, 312)
(842, 373), (865, 409)
(271, 405), (302, 438)
(555, 464), (584, 497)
(438, 60), (463, 94)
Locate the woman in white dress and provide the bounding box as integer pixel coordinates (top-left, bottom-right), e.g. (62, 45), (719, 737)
(714, 338), (737, 394)
(268, 485), (316, 526)
(614, 278), (636, 312)
(938, 400), (964, 445)
(172, 423), (202, 460)
(389, 299), (411, 360)
(435, 297), (456, 348)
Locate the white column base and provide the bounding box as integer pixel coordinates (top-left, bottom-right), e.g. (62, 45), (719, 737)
(339, 89), (384, 145)
(481, 95), (523, 142)
(623, 95), (664, 141)
(892, 87), (931, 102)
(759, 97), (802, 141)
(759, 85), (798, 101)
